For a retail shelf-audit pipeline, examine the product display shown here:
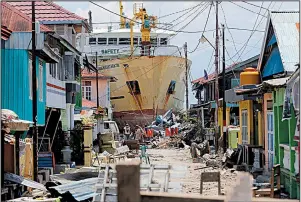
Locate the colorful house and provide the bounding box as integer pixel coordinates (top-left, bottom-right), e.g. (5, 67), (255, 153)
(257, 11), (299, 199)
(192, 55), (259, 147)
(1, 2), (59, 126)
(236, 11), (299, 199)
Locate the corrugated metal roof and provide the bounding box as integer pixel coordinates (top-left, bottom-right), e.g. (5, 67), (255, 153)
(270, 11), (299, 73)
(258, 11), (299, 73)
(1, 2), (52, 32)
(7, 1), (87, 23)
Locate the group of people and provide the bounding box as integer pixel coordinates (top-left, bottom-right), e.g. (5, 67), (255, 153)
(122, 123), (146, 142)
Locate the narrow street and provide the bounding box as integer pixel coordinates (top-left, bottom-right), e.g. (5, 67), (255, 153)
(147, 148), (240, 195)
(1, 0), (299, 201)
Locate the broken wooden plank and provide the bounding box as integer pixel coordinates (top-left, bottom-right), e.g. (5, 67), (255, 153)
(141, 192), (225, 202)
(116, 160), (140, 202)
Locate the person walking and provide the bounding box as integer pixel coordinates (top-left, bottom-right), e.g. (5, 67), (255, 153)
(135, 125), (144, 143)
(123, 123), (131, 140)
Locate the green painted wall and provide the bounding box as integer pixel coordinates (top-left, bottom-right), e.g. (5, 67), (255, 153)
(273, 88), (299, 199)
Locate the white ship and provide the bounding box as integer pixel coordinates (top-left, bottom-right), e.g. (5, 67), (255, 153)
(77, 2), (191, 128)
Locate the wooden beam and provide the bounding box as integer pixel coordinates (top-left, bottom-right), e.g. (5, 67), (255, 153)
(116, 160), (141, 202)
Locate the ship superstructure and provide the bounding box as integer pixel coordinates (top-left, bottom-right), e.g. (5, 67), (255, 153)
(77, 2), (191, 128)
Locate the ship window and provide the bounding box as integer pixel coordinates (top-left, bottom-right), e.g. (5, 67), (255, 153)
(119, 38), (131, 45)
(108, 38), (117, 45)
(160, 38), (168, 45)
(126, 80), (141, 95)
(133, 38), (138, 45)
(98, 38), (107, 45)
(151, 38), (157, 46)
(89, 38), (96, 44)
(167, 80), (176, 94)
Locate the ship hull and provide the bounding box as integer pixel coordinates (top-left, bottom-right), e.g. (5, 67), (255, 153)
(99, 56), (189, 129)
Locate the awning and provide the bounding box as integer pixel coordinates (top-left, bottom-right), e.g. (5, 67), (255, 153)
(2, 109), (33, 131)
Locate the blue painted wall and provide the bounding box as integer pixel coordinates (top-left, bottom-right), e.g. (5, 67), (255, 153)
(262, 47), (284, 79)
(1, 49), (46, 125)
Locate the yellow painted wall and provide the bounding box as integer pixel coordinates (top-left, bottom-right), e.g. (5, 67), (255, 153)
(84, 128), (93, 166)
(257, 99), (264, 147)
(239, 100), (253, 144)
(218, 107), (231, 137)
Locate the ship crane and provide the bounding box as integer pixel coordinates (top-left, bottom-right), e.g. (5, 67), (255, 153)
(119, 1), (157, 56)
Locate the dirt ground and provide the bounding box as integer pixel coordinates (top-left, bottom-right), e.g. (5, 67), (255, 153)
(147, 148), (241, 196)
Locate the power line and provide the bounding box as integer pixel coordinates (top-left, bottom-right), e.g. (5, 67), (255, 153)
(157, 3), (203, 19)
(164, 3), (204, 27)
(225, 1), (269, 63)
(242, 1), (269, 10)
(220, 3), (242, 62)
(230, 2), (268, 18)
(188, 2), (213, 53)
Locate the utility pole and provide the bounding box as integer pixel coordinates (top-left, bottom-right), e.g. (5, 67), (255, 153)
(222, 24), (226, 153)
(95, 52), (99, 108)
(184, 42), (189, 117)
(214, 1), (219, 153)
(32, 1), (38, 182)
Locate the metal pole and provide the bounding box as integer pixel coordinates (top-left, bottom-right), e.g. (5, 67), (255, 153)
(222, 24), (227, 153)
(32, 1), (39, 182)
(184, 42), (189, 117)
(214, 1), (219, 153)
(96, 52), (99, 108)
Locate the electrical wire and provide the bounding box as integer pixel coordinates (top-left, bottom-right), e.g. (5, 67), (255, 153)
(188, 2), (213, 53)
(230, 2), (268, 18)
(220, 3), (242, 62)
(165, 3), (204, 28)
(242, 1), (269, 10)
(157, 3), (203, 19)
(225, 1), (269, 62)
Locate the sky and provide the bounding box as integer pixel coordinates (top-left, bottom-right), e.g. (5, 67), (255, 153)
(57, 1), (299, 106)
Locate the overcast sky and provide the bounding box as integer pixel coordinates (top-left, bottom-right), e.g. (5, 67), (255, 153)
(57, 1), (299, 105)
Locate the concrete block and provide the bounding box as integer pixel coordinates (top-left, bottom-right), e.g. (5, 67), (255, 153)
(54, 164), (70, 174)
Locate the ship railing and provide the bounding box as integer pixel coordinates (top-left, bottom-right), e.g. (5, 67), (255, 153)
(82, 45), (184, 58)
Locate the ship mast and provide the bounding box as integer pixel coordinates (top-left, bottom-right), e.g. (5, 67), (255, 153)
(119, 0), (125, 29)
(130, 3), (157, 56)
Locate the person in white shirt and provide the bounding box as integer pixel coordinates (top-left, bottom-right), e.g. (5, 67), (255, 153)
(123, 123), (131, 140)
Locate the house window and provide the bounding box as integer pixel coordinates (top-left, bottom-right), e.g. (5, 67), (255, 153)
(39, 62), (43, 101)
(49, 63), (57, 78)
(29, 59), (33, 99)
(119, 38), (131, 45)
(108, 38), (117, 45)
(160, 38), (168, 45)
(241, 110), (248, 144)
(98, 38), (107, 45)
(126, 80), (141, 95)
(89, 38), (96, 45)
(82, 81), (92, 101)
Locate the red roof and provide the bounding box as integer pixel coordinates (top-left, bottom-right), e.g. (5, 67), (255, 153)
(7, 1), (87, 22)
(1, 2), (52, 32)
(1, 26), (12, 40)
(192, 63), (239, 84)
(82, 98), (97, 108)
(192, 73), (215, 84)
